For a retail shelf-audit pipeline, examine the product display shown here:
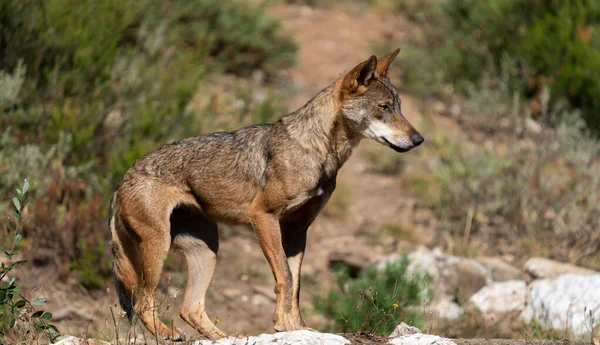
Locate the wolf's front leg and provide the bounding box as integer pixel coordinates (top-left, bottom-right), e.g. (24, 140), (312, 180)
(247, 194), (304, 332)
(281, 221), (311, 330)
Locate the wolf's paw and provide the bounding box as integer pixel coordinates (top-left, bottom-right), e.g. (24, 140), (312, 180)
(273, 313), (306, 332)
(205, 328), (227, 341)
(162, 328), (186, 342)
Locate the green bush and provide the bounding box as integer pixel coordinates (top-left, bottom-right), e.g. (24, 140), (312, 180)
(399, 0), (600, 133)
(315, 257), (429, 335)
(1, 180), (66, 343)
(0, 0), (296, 182)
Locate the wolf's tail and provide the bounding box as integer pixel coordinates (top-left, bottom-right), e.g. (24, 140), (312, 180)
(110, 193), (137, 321)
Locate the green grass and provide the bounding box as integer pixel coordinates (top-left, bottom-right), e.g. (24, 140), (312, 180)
(315, 256), (430, 335)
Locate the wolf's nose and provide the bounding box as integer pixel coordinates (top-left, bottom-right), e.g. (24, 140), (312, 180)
(411, 133), (424, 146)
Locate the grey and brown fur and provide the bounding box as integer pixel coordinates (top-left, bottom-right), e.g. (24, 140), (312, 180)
(110, 49), (423, 340)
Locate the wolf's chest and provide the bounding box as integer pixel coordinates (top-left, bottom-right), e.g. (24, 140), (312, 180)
(282, 176), (336, 215)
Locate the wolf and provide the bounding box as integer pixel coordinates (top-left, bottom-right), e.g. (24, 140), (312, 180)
(110, 48), (423, 340)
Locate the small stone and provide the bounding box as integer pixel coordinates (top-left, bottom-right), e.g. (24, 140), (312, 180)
(223, 288), (241, 298)
(168, 286), (179, 298)
(251, 294), (272, 307)
(389, 322), (421, 338)
(432, 101), (446, 115)
(449, 104), (461, 117)
(525, 118), (542, 134)
(252, 69), (266, 86)
(251, 89), (267, 104)
(543, 209), (557, 220)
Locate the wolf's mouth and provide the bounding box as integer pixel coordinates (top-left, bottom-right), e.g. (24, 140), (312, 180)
(382, 138), (410, 153)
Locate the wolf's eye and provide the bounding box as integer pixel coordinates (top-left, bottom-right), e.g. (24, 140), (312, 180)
(379, 104), (389, 111)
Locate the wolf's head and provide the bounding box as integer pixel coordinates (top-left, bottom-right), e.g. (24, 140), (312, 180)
(338, 48), (423, 152)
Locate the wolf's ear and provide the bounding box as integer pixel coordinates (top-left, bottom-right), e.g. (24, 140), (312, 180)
(343, 55), (377, 92)
(376, 48), (400, 78)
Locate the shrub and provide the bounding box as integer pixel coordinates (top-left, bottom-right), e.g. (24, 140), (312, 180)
(1, 0), (296, 182)
(315, 256), (429, 335)
(0, 180), (66, 343)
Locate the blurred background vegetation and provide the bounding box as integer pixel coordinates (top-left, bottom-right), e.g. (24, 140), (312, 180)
(1, 0), (599, 340)
(388, 0), (600, 269)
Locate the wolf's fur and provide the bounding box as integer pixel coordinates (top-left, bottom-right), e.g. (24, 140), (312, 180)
(110, 49), (423, 340)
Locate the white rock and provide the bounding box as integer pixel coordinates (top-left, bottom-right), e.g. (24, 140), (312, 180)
(388, 323), (456, 344)
(389, 322), (421, 338)
(521, 274), (600, 338)
(388, 333), (456, 345)
(434, 298), (464, 320)
(525, 118), (542, 134)
(524, 257), (596, 281)
(470, 280), (527, 320)
(406, 248), (492, 285)
(54, 337), (110, 345)
(449, 104), (461, 117)
(432, 101), (446, 115)
(194, 330), (349, 345)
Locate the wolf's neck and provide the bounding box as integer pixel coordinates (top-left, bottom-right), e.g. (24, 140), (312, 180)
(282, 85), (361, 169)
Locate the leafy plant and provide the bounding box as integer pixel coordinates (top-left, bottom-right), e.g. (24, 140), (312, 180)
(315, 256), (429, 335)
(0, 180), (66, 343)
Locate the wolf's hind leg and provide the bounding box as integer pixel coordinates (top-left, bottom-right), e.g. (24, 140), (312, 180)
(112, 191), (185, 341)
(134, 223), (186, 340)
(171, 206), (226, 340)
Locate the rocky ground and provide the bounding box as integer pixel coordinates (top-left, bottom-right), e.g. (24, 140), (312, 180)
(54, 324), (596, 345)
(9, 1), (600, 344)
